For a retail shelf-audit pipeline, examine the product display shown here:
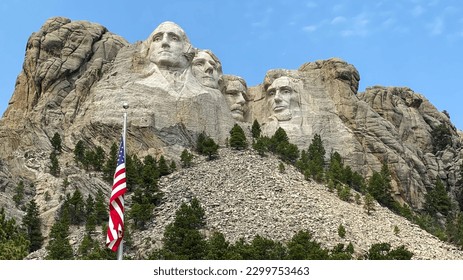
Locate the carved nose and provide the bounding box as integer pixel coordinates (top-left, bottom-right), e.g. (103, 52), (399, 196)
(274, 91), (282, 102)
(237, 94), (245, 105)
(205, 67), (213, 74)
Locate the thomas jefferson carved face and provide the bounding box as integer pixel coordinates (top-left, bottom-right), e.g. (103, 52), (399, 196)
(192, 50), (221, 89)
(223, 79), (247, 121)
(148, 22), (190, 70)
(267, 76), (294, 121)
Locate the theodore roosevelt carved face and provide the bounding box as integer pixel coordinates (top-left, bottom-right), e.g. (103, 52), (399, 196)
(192, 50), (222, 89)
(220, 75), (248, 121)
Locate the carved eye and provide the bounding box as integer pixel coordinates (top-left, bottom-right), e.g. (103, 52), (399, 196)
(193, 60), (204, 67)
(267, 90), (275, 96)
(153, 35), (162, 42)
(171, 35), (180, 41)
(283, 89), (291, 94)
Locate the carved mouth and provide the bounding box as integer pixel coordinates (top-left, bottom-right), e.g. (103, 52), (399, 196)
(231, 109), (244, 115)
(273, 106), (287, 112)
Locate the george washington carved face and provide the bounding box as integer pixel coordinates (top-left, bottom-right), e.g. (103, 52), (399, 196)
(148, 22), (191, 70)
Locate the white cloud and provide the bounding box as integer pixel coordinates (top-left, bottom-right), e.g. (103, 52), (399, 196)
(302, 25), (317, 32)
(412, 5), (425, 17)
(340, 13), (369, 37)
(428, 17), (444, 35)
(305, 1), (318, 8)
(331, 16), (346, 25)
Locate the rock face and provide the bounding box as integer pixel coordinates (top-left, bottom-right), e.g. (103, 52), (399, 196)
(0, 18), (462, 258)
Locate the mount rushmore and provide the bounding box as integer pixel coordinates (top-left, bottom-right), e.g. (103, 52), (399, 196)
(0, 17), (462, 235)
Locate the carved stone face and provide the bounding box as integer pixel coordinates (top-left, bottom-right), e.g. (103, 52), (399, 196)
(224, 80), (247, 121)
(267, 76), (293, 121)
(192, 51), (221, 89)
(148, 22), (188, 69)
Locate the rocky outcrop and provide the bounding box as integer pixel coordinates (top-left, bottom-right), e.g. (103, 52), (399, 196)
(0, 18), (462, 259)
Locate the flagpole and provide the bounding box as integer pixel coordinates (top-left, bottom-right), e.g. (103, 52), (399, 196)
(117, 102), (128, 260)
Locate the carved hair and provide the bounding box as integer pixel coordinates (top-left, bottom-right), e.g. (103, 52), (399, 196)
(194, 49), (223, 75)
(219, 75), (249, 100)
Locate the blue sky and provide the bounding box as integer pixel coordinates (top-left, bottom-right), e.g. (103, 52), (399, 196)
(1, 0), (462, 129)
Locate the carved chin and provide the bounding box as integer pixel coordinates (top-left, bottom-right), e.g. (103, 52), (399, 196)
(231, 111), (244, 121)
(274, 112), (292, 121)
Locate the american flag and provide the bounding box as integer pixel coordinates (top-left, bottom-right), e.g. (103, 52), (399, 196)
(106, 136), (127, 252)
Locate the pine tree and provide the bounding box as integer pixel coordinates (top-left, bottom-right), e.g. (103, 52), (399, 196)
(103, 142), (118, 183)
(13, 181), (25, 207)
(252, 136), (269, 156)
(154, 198), (207, 259)
(229, 124), (248, 150)
(364, 193), (375, 215)
(305, 134), (325, 182)
(251, 120), (261, 139)
(93, 146), (106, 171)
(49, 152), (60, 176)
(74, 140), (86, 164)
(0, 208), (30, 259)
(197, 133), (219, 160)
(68, 188), (86, 225)
(22, 199), (44, 252)
(367, 163), (393, 208)
(94, 189), (108, 225)
(158, 155), (170, 176)
(180, 149), (193, 168)
(286, 230), (329, 260)
(51, 132), (62, 153)
(424, 177), (452, 216)
(46, 212), (74, 260)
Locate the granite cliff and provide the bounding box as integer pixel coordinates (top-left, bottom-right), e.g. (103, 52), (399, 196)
(0, 17), (462, 259)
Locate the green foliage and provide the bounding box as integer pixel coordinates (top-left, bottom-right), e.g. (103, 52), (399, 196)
(205, 232), (231, 260)
(94, 189), (108, 225)
(431, 124), (452, 153)
(251, 120), (261, 139)
(196, 132), (219, 160)
(247, 235), (287, 260)
(170, 160), (177, 172)
(329, 243), (354, 260)
(152, 198), (207, 259)
(394, 225), (400, 236)
(363, 193), (375, 215)
(22, 200), (44, 252)
(49, 152), (60, 177)
(67, 188), (86, 225)
(180, 149), (194, 168)
(286, 230), (329, 260)
(0, 208), (30, 260)
(103, 142), (118, 183)
(252, 136), (269, 156)
(158, 155), (170, 177)
(229, 123), (248, 150)
(304, 134), (326, 182)
(446, 213), (463, 248)
(46, 212), (74, 260)
(51, 132), (62, 153)
(424, 177), (452, 217)
(365, 243), (413, 260)
(337, 185), (352, 202)
(278, 162), (286, 173)
(367, 163), (393, 208)
(276, 142), (300, 163)
(13, 181), (25, 207)
(74, 140), (86, 164)
(338, 224), (346, 238)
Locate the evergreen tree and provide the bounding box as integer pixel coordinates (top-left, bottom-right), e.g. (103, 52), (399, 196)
(305, 134), (325, 182)
(197, 133), (219, 160)
(252, 136), (269, 157)
(286, 230), (329, 260)
(365, 243), (413, 260)
(251, 119), (261, 139)
(367, 163), (393, 208)
(46, 212), (74, 260)
(180, 149), (193, 168)
(67, 188), (86, 225)
(276, 142), (299, 163)
(0, 208), (30, 259)
(104, 142), (118, 183)
(13, 181), (25, 207)
(74, 140), (86, 164)
(49, 152), (60, 176)
(248, 235), (287, 260)
(158, 155), (170, 176)
(51, 132), (62, 153)
(431, 124), (452, 153)
(94, 189), (108, 225)
(424, 177), (452, 216)
(22, 200), (44, 252)
(229, 124), (248, 150)
(153, 198), (207, 259)
(363, 193), (375, 215)
(93, 146), (106, 171)
(206, 232), (230, 260)
(268, 128), (289, 153)
(170, 160), (177, 172)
